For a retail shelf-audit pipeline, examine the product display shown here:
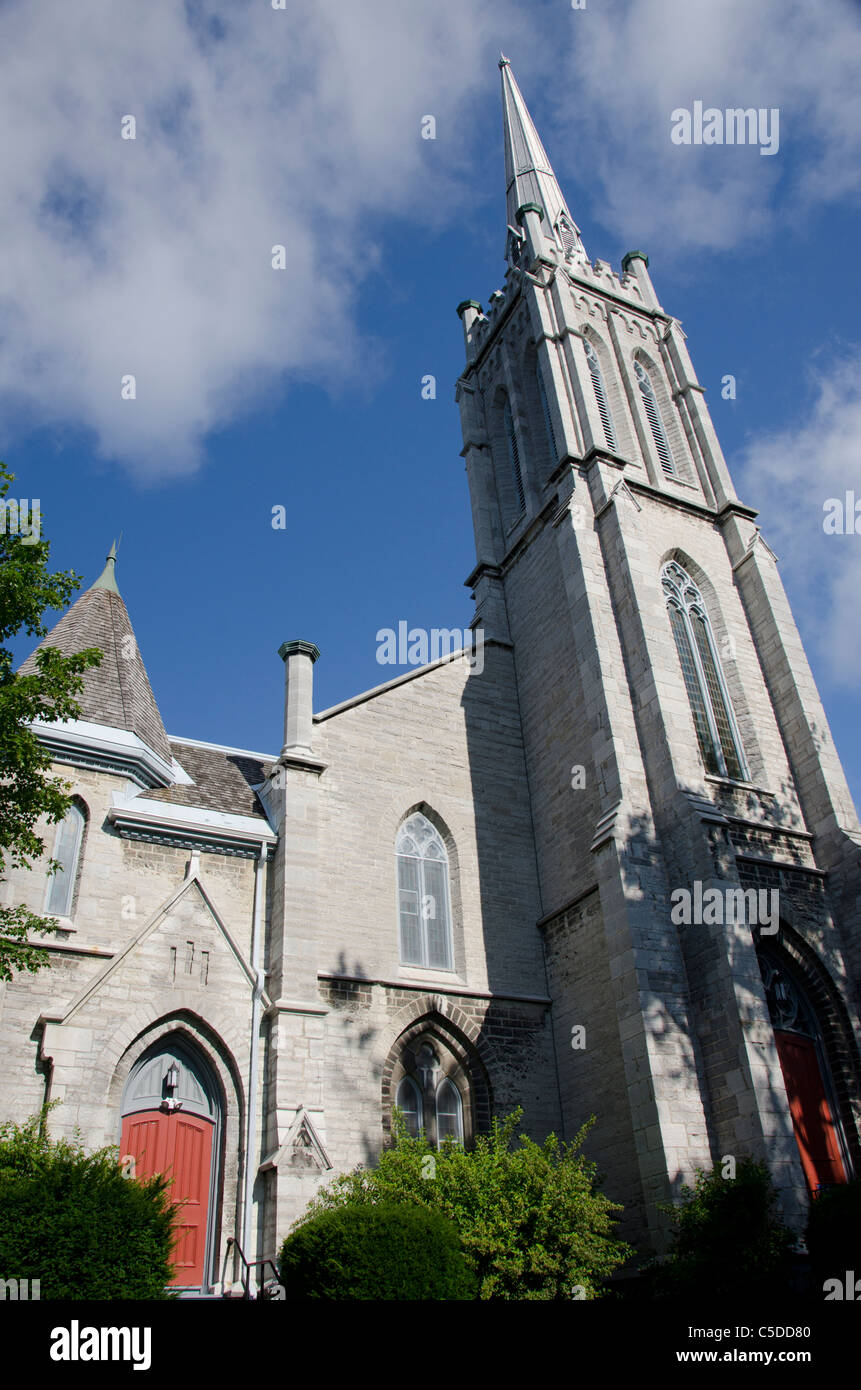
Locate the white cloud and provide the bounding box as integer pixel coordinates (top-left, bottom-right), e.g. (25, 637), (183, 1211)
(0, 0), (521, 477)
(555, 0), (861, 250)
(736, 348), (861, 686)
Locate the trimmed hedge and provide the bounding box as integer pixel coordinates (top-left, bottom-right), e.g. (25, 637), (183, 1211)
(0, 1113), (177, 1299)
(279, 1201), (475, 1300)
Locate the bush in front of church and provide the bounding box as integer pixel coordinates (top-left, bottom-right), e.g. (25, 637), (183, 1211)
(278, 1201), (475, 1300)
(0, 1109), (177, 1299)
(290, 1108), (632, 1300)
(650, 1157), (797, 1299)
(805, 1178), (861, 1286)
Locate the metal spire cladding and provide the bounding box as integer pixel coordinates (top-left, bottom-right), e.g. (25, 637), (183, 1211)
(499, 55), (582, 252)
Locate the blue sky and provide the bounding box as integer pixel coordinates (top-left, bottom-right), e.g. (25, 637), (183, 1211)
(4, 0), (861, 809)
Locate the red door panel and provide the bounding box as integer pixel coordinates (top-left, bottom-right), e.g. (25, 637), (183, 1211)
(774, 1031), (848, 1192)
(120, 1109), (214, 1286)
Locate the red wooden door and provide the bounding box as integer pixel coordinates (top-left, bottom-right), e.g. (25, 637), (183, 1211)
(120, 1109), (214, 1286)
(774, 1031), (848, 1192)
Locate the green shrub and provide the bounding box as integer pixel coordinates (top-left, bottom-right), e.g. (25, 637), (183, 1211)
(652, 1157), (796, 1298)
(806, 1179), (861, 1286)
(279, 1201), (474, 1300)
(292, 1108), (631, 1300)
(0, 1110), (177, 1299)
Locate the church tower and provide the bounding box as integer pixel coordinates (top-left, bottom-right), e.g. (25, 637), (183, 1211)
(455, 57), (861, 1247)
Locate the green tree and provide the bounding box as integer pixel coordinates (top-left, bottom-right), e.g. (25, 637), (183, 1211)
(652, 1157), (797, 1298)
(0, 1108), (178, 1299)
(0, 462), (102, 980)
(295, 1108), (632, 1300)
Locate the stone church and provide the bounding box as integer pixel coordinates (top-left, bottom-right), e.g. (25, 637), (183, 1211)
(2, 58), (860, 1294)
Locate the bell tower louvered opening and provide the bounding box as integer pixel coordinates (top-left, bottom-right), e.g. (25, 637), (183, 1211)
(583, 339), (617, 451)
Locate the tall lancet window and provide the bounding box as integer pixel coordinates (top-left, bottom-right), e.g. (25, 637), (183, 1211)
(436, 1078), (464, 1144)
(662, 561), (747, 781)
(395, 1077), (423, 1138)
(583, 340), (617, 451)
(45, 801), (85, 918)
(396, 813), (454, 969)
(635, 361), (675, 476)
(503, 397), (526, 514)
(536, 365), (557, 465)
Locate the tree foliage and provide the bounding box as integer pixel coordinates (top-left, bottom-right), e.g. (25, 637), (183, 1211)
(294, 1108), (632, 1300)
(0, 1108), (177, 1299)
(279, 1201), (475, 1300)
(805, 1178), (861, 1284)
(652, 1157), (797, 1298)
(0, 462), (102, 980)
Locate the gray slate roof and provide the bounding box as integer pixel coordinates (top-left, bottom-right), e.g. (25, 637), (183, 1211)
(19, 578), (173, 767)
(147, 741), (269, 820)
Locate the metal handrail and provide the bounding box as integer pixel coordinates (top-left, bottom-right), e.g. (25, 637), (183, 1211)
(225, 1236), (283, 1299)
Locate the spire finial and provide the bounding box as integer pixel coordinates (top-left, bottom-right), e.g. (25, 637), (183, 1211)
(92, 538), (121, 595)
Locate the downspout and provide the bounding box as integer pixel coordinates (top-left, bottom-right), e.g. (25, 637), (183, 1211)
(241, 839), (268, 1284)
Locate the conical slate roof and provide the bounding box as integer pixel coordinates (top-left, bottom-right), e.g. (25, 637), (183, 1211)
(499, 55), (581, 246)
(19, 544), (172, 766)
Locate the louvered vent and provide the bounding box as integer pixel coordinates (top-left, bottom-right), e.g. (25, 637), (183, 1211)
(557, 218), (577, 257)
(536, 366), (557, 464)
(504, 398), (526, 514)
(635, 362), (675, 475)
(584, 340), (617, 450)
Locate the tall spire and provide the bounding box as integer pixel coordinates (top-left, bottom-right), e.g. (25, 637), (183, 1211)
(499, 55), (581, 251)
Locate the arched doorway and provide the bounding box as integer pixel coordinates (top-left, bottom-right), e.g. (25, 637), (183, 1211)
(758, 950), (850, 1194)
(120, 1035), (221, 1290)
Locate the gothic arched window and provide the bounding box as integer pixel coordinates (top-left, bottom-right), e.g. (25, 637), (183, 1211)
(503, 396), (526, 514)
(435, 1078), (464, 1144)
(535, 364), (558, 465)
(662, 561), (747, 781)
(44, 800), (85, 918)
(583, 339), (617, 450)
(396, 813), (454, 969)
(393, 1038), (467, 1148)
(395, 1076), (423, 1138)
(635, 360), (675, 476)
